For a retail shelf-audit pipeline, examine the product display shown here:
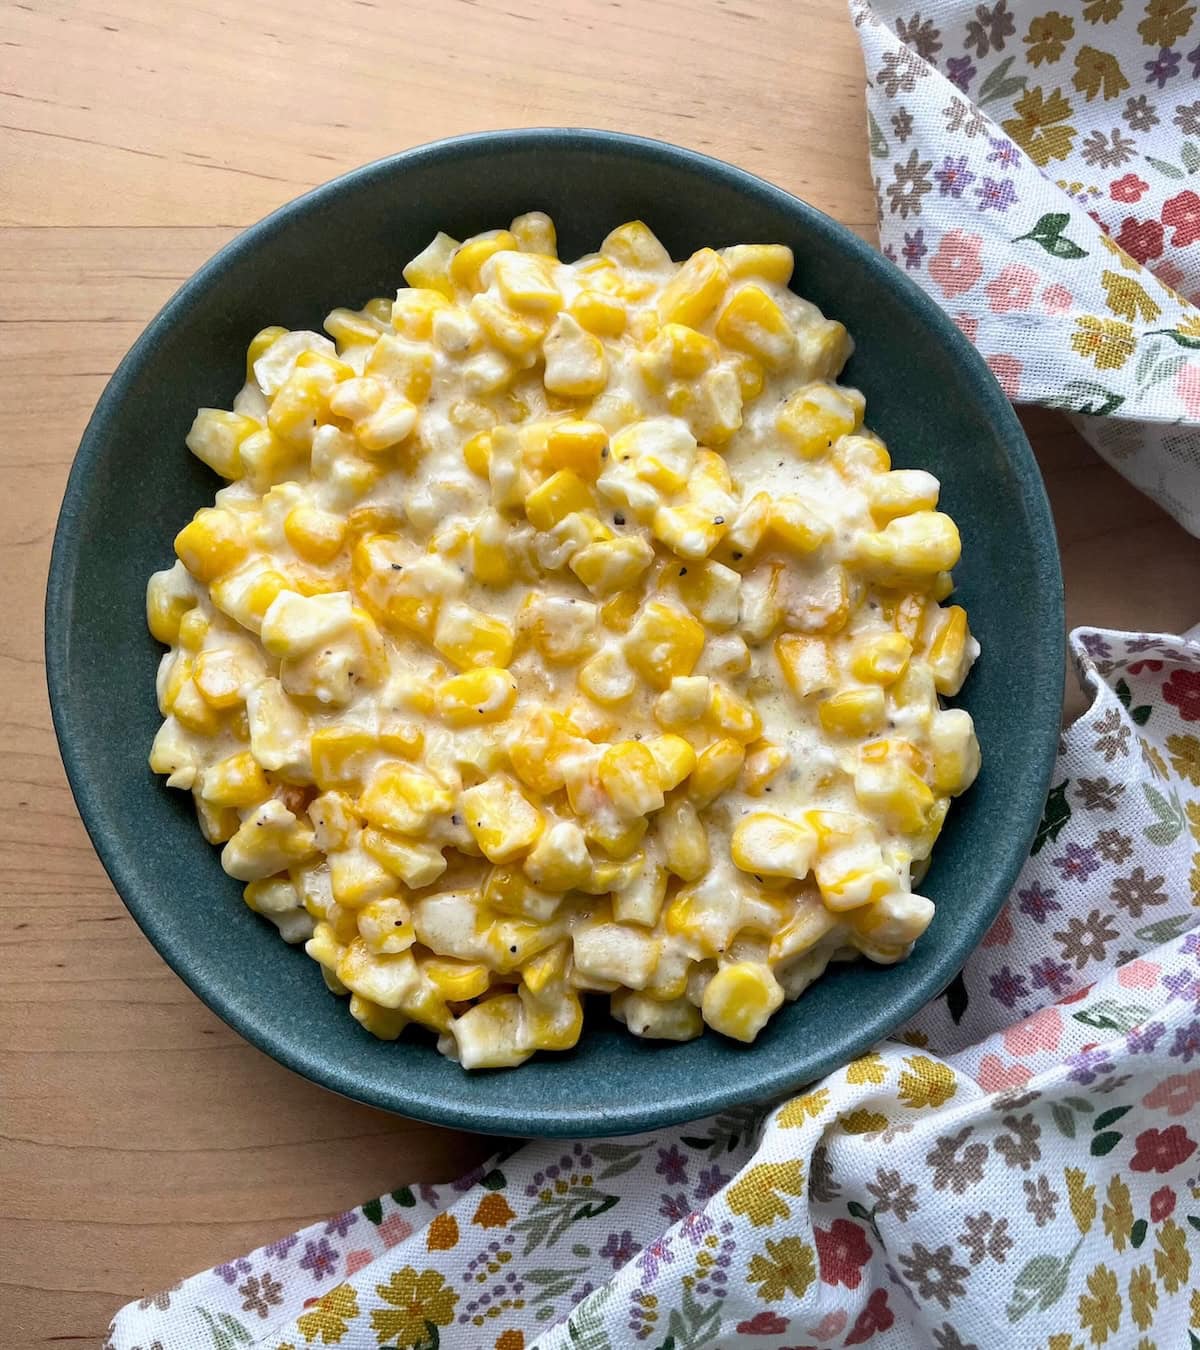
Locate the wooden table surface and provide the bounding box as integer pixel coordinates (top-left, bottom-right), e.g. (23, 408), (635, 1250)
(4, 1), (1200, 1343)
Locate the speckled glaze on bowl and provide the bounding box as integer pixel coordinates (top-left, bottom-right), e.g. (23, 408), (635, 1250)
(46, 129), (1063, 1137)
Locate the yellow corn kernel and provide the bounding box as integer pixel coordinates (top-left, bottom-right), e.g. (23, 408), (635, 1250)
(933, 571), (955, 602)
(323, 305), (384, 348)
(600, 220), (671, 271)
(524, 469), (594, 531)
(196, 795), (241, 846)
(460, 430), (492, 479)
(796, 318), (854, 383)
(236, 428), (302, 490)
(776, 383), (861, 459)
(864, 468), (940, 524)
(767, 497), (831, 554)
(359, 761), (454, 836)
(731, 812), (817, 878)
(689, 738), (746, 808)
(471, 295), (547, 358)
(461, 775), (544, 863)
(336, 938), (423, 1010)
(222, 799), (317, 882)
(728, 352), (766, 403)
(402, 233), (460, 298)
(446, 994), (531, 1069)
(486, 249), (562, 313)
(642, 734), (694, 792)
(640, 323), (719, 388)
(886, 592), (927, 643)
(546, 420), (608, 478)
(349, 993), (409, 1041)
(146, 570), (194, 646)
(446, 229), (517, 293)
(854, 512), (962, 584)
(245, 325), (287, 379)
(674, 559), (740, 630)
(483, 866), (562, 923)
(854, 759), (936, 835)
(543, 313), (608, 398)
(186, 408), (259, 480)
(658, 797), (709, 881)
(391, 287), (451, 339)
(923, 605), (976, 695)
(570, 535), (654, 597)
(929, 708), (980, 796)
(625, 602), (706, 690)
(361, 828), (447, 888)
(507, 709), (579, 794)
(569, 288), (627, 336)
(416, 957), (487, 1004)
(174, 508), (249, 584)
(850, 632), (913, 685)
(707, 682), (763, 743)
(330, 845), (395, 909)
(354, 395), (418, 453)
(308, 726), (375, 792)
(890, 661), (937, 730)
(191, 649), (245, 710)
(652, 503), (726, 561)
(306, 790), (358, 853)
(599, 741), (665, 817)
(170, 675), (219, 735)
(283, 505), (345, 565)
(521, 595), (598, 666)
(356, 896), (416, 954)
(722, 243), (794, 286)
(507, 209), (557, 257)
(328, 374), (387, 421)
(363, 334), (435, 403)
(584, 813), (648, 860)
(666, 366), (744, 447)
(177, 608), (209, 650)
(846, 890), (935, 961)
(714, 284), (796, 369)
(435, 667), (517, 727)
(832, 433), (891, 483)
(572, 919), (659, 989)
(742, 741), (788, 796)
(657, 248), (729, 327)
(701, 961), (783, 1043)
(775, 634), (834, 701)
(433, 602), (514, 670)
(519, 941), (570, 997)
(519, 983), (584, 1053)
(523, 820), (592, 892)
(818, 687), (887, 737)
(768, 892), (840, 964)
(466, 515), (510, 590)
(198, 752), (271, 809)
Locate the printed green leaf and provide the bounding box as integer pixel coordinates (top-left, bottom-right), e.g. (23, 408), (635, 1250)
(1190, 1331), (1200, 1350)
(1031, 781), (1071, 855)
(1051, 1104), (1076, 1139)
(1145, 327), (1200, 349)
(1094, 1105), (1132, 1131)
(1185, 141), (1200, 174)
(526, 1265), (588, 1301)
(1188, 1214), (1200, 1233)
(410, 1322), (440, 1350)
(1015, 212), (1089, 259)
(572, 1243), (592, 1258)
(1074, 999), (1152, 1032)
(1130, 1218), (1148, 1248)
(868, 109), (890, 159)
(391, 1186), (416, 1207)
(1064, 1097), (1094, 1113)
(1143, 782), (1185, 846)
(1115, 678), (1131, 708)
(1141, 353), (1186, 393)
(1044, 379), (1125, 416)
(1131, 704), (1152, 726)
(479, 1169), (507, 1191)
(848, 1201), (874, 1221)
(217, 1314), (252, 1345)
(566, 1283), (616, 1350)
(942, 969), (970, 1024)
(1136, 914), (1194, 944)
(680, 1136), (712, 1150)
(978, 54), (1028, 106)
(1146, 155), (1186, 179)
(571, 1193), (620, 1222)
(363, 1197), (384, 1224)
(1091, 1131), (1122, 1157)
(1135, 339), (1161, 383)
(1007, 1254), (1068, 1322)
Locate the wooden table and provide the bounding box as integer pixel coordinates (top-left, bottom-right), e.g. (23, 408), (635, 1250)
(4, 1), (1199, 1342)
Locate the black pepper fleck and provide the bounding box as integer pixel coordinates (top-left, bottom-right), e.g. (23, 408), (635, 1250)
(713, 516), (724, 525)
(451, 814), (462, 825)
(390, 563), (403, 571)
(613, 514), (625, 526)
(509, 945), (517, 954)
(732, 551), (744, 561)
(601, 446), (609, 458)
(679, 567), (688, 576)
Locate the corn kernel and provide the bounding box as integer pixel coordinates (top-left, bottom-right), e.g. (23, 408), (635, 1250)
(146, 567), (195, 645)
(923, 604), (977, 695)
(775, 634), (834, 700)
(722, 243), (794, 285)
(391, 287), (451, 339)
(330, 845), (396, 909)
(402, 233), (459, 298)
(612, 858), (668, 926)
(600, 220), (671, 271)
(355, 395), (418, 453)
(546, 420), (607, 477)
(349, 993), (409, 1040)
(221, 798), (317, 882)
(356, 896), (416, 954)
(523, 820), (592, 892)
(731, 812), (817, 878)
(174, 508), (249, 584)
(599, 741), (665, 817)
(929, 708), (981, 795)
(525, 469), (594, 531)
(707, 682), (762, 742)
(433, 601), (514, 670)
(583, 813), (648, 860)
(570, 535), (654, 597)
(573, 921), (659, 990)
(569, 288), (627, 336)
(864, 468), (940, 523)
(855, 758), (935, 835)
(359, 761), (454, 836)
(336, 938), (422, 1010)
(652, 503), (726, 560)
(483, 866), (563, 922)
(471, 294), (547, 358)
(689, 738), (745, 808)
(192, 649), (246, 709)
(742, 740), (789, 795)
(714, 284), (796, 369)
(449, 229), (518, 293)
(461, 775), (544, 863)
(486, 249), (562, 313)
(625, 602), (706, 690)
(198, 751), (271, 809)
(776, 383), (861, 459)
(854, 512), (962, 585)
(657, 248), (729, 327)
(186, 408), (259, 480)
(509, 210), (557, 256)
(245, 325), (288, 379)
(658, 797), (709, 881)
(850, 632), (912, 685)
(446, 995), (531, 1070)
(767, 497), (831, 554)
(362, 828), (447, 888)
(642, 734), (694, 791)
(435, 667), (517, 726)
(283, 505), (346, 564)
(818, 686), (887, 736)
(543, 313), (608, 398)
(701, 961), (783, 1042)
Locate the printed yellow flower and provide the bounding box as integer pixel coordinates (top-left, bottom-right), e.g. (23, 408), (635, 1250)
(839, 1108), (890, 1133)
(1192, 1285), (1200, 1326)
(727, 1160), (806, 1226)
(1141, 741), (1169, 780)
(1102, 1174), (1134, 1252)
(1138, 0), (1196, 46)
(1066, 1167), (1097, 1235)
(898, 1055), (957, 1109)
(1101, 271), (1161, 324)
(1128, 1263), (1157, 1332)
(1169, 733), (1200, 784)
(1048, 1336), (1084, 1350)
(846, 1052), (888, 1085)
(1073, 45), (1129, 101)
(296, 1283), (360, 1347)
(1070, 315), (1136, 371)
(1191, 850), (1200, 908)
(1154, 1218), (1190, 1294)
(1002, 86), (1077, 166)
(1099, 232), (1143, 272)
(371, 1267), (458, 1346)
(747, 1235), (816, 1302)
(1083, 0), (1122, 18)
(1178, 314), (1200, 338)
(1025, 11), (1075, 64)
(778, 1087), (830, 1126)
(1077, 1263), (1121, 1345)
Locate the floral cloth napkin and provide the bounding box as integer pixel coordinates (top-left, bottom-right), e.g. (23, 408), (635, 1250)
(106, 630), (1200, 1348)
(107, 4), (1200, 1346)
(856, 0), (1200, 535)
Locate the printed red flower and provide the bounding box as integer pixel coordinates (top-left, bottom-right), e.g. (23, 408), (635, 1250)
(845, 1289), (894, 1345)
(1163, 669), (1200, 721)
(736, 1311), (790, 1335)
(814, 1218), (872, 1289)
(1111, 173), (1149, 203)
(1150, 1185), (1176, 1222)
(1130, 1125), (1197, 1174)
(1163, 190), (1200, 248)
(1127, 660), (1163, 674)
(1116, 215), (1165, 264)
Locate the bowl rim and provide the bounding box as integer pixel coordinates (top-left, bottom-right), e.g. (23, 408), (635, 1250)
(46, 127), (1064, 1135)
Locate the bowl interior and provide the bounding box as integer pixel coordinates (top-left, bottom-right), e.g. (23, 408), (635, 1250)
(47, 130), (1063, 1136)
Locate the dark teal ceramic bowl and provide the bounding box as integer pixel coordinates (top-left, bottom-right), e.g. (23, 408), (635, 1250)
(46, 129), (1063, 1136)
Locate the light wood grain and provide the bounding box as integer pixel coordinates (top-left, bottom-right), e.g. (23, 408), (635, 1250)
(3, 1), (1198, 1343)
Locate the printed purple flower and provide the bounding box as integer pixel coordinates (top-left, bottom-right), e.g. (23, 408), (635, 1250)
(883, 243), (899, 263)
(1030, 955), (1073, 997)
(681, 1210), (715, 1245)
(1051, 843), (1101, 883)
(987, 136), (1020, 168)
(324, 1211), (359, 1238)
(902, 228), (928, 269)
(298, 1237), (338, 1281)
(976, 177), (1018, 212)
(1080, 632), (1112, 661)
(1163, 970), (1200, 1001)
(694, 1164), (731, 1202)
(454, 1164), (486, 1192)
(1018, 882), (1061, 924)
(1183, 932), (1200, 957)
(215, 1257), (252, 1285)
(1170, 1020), (1200, 1062)
(265, 1234), (299, 1260)
(989, 964), (1030, 1009)
(659, 1191), (691, 1222)
(636, 1233), (675, 1281)
(935, 154), (976, 198)
(1066, 1045), (1114, 1084)
(946, 55), (977, 90)
(1127, 1021), (1166, 1054)
(655, 1144), (688, 1186)
(418, 1183), (440, 1206)
(1189, 40), (1200, 77)
(965, 0), (1015, 57)
(598, 1229), (639, 1270)
(1145, 47), (1182, 88)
